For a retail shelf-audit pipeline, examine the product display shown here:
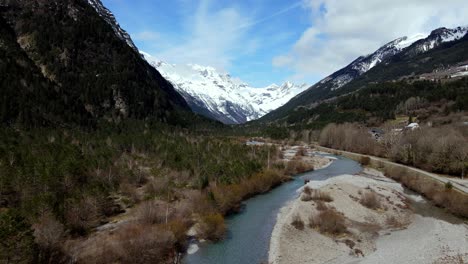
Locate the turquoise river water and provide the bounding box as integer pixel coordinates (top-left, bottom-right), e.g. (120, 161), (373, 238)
(183, 155), (362, 264)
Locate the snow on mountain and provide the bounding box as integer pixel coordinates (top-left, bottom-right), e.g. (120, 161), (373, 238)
(311, 26), (468, 92)
(326, 34), (427, 90)
(404, 26), (468, 55)
(393, 34), (427, 50)
(141, 52), (308, 124)
(87, 0), (138, 51)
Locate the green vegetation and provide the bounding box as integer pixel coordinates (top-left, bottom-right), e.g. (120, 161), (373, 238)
(0, 210), (37, 264)
(265, 78), (468, 130)
(260, 35), (468, 124)
(0, 0), (190, 126)
(0, 120), (286, 263)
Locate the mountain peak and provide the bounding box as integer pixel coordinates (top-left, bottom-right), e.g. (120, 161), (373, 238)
(392, 33), (427, 50)
(141, 52), (308, 124)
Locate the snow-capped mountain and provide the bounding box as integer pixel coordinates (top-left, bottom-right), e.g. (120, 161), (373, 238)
(317, 34), (427, 91)
(404, 26), (468, 56)
(142, 52), (308, 124)
(260, 25), (468, 123)
(87, 0), (138, 51)
(313, 26), (468, 93)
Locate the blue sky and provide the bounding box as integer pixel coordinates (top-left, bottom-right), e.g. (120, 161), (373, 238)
(102, 0), (311, 87)
(102, 0), (468, 87)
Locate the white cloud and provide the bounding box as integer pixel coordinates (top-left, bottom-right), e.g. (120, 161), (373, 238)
(151, 0), (256, 71)
(274, 0), (468, 80)
(133, 31), (160, 41)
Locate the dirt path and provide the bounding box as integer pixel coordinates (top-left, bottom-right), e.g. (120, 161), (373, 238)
(315, 146), (468, 194)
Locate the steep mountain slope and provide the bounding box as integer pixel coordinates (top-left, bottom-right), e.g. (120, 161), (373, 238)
(0, 0), (190, 127)
(260, 26), (468, 123)
(143, 53), (308, 124)
(87, 0), (138, 51)
(319, 34), (427, 92)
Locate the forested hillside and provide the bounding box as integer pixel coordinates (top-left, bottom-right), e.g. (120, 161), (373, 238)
(260, 30), (468, 124)
(281, 78), (468, 129)
(0, 0), (190, 127)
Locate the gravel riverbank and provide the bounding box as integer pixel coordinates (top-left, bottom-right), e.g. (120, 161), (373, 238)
(269, 168), (468, 264)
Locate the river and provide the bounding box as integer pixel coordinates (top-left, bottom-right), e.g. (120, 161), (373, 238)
(183, 154), (362, 264)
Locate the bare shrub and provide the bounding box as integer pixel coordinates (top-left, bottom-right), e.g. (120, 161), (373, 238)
(301, 193), (312, 201)
(385, 215), (404, 228)
(167, 219), (190, 248)
(291, 214), (305, 230)
(33, 212), (66, 261)
(319, 123), (379, 155)
(385, 164), (468, 218)
(295, 147), (307, 157)
(384, 166), (406, 181)
(309, 209), (347, 235)
(303, 186), (312, 195)
(65, 196), (100, 234)
(360, 156), (371, 166)
(81, 222), (178, 264)
(183, 190), (215, 214)
(197, 213), (226, 241)
(316, 200), (328, 211)
(285, 160), (314, 175)
(310, 189), (333, 202)
(120, 182), (140, 204)
(359, 191), (381, 210)
(117, 223), (175, 264)
(136, 200), (166, 225)
(144, 177), (170, 198)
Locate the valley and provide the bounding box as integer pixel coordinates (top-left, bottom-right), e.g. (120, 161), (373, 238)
(0, 1), (467, 264)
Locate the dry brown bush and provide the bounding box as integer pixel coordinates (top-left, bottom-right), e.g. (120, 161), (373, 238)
(386, 165), (468, 218)
(183, 190), (215, 214)
(309, 209), (347, 235)
(310, 189), (333, 202)
(384, 166), (407, 181)
(211, 169), (288, 214)
(389, 126), (468, 176)
(136, 200), (167, 225)
(120, 182), (141, 204)
(360, 156), (371, 166)
(117, 223), (175, 264)
(144, 177), (170, 198)
(65, 196), (100, 234)
(295, 147), (307, 157)
(359, 191), (381, 210)
(321, 124), (467, 177)
(385, 215), (404, 228)
(291, 214), (305, 230)
(167, 219), (190, 247)
(33, 212), (67, 262)
(319, 123), (380, 155)
(81, 222), (176, 264)
(197, 213), (226, 241)
(301, 193), (312, 201)
(316, 200), (328, 211)
(285, 160), (313, 175)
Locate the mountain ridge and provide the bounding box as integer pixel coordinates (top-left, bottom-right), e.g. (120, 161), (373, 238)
(0, 0), (191, 127)
(259, 25), (468, 123)
(142, 52), (308, 124)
